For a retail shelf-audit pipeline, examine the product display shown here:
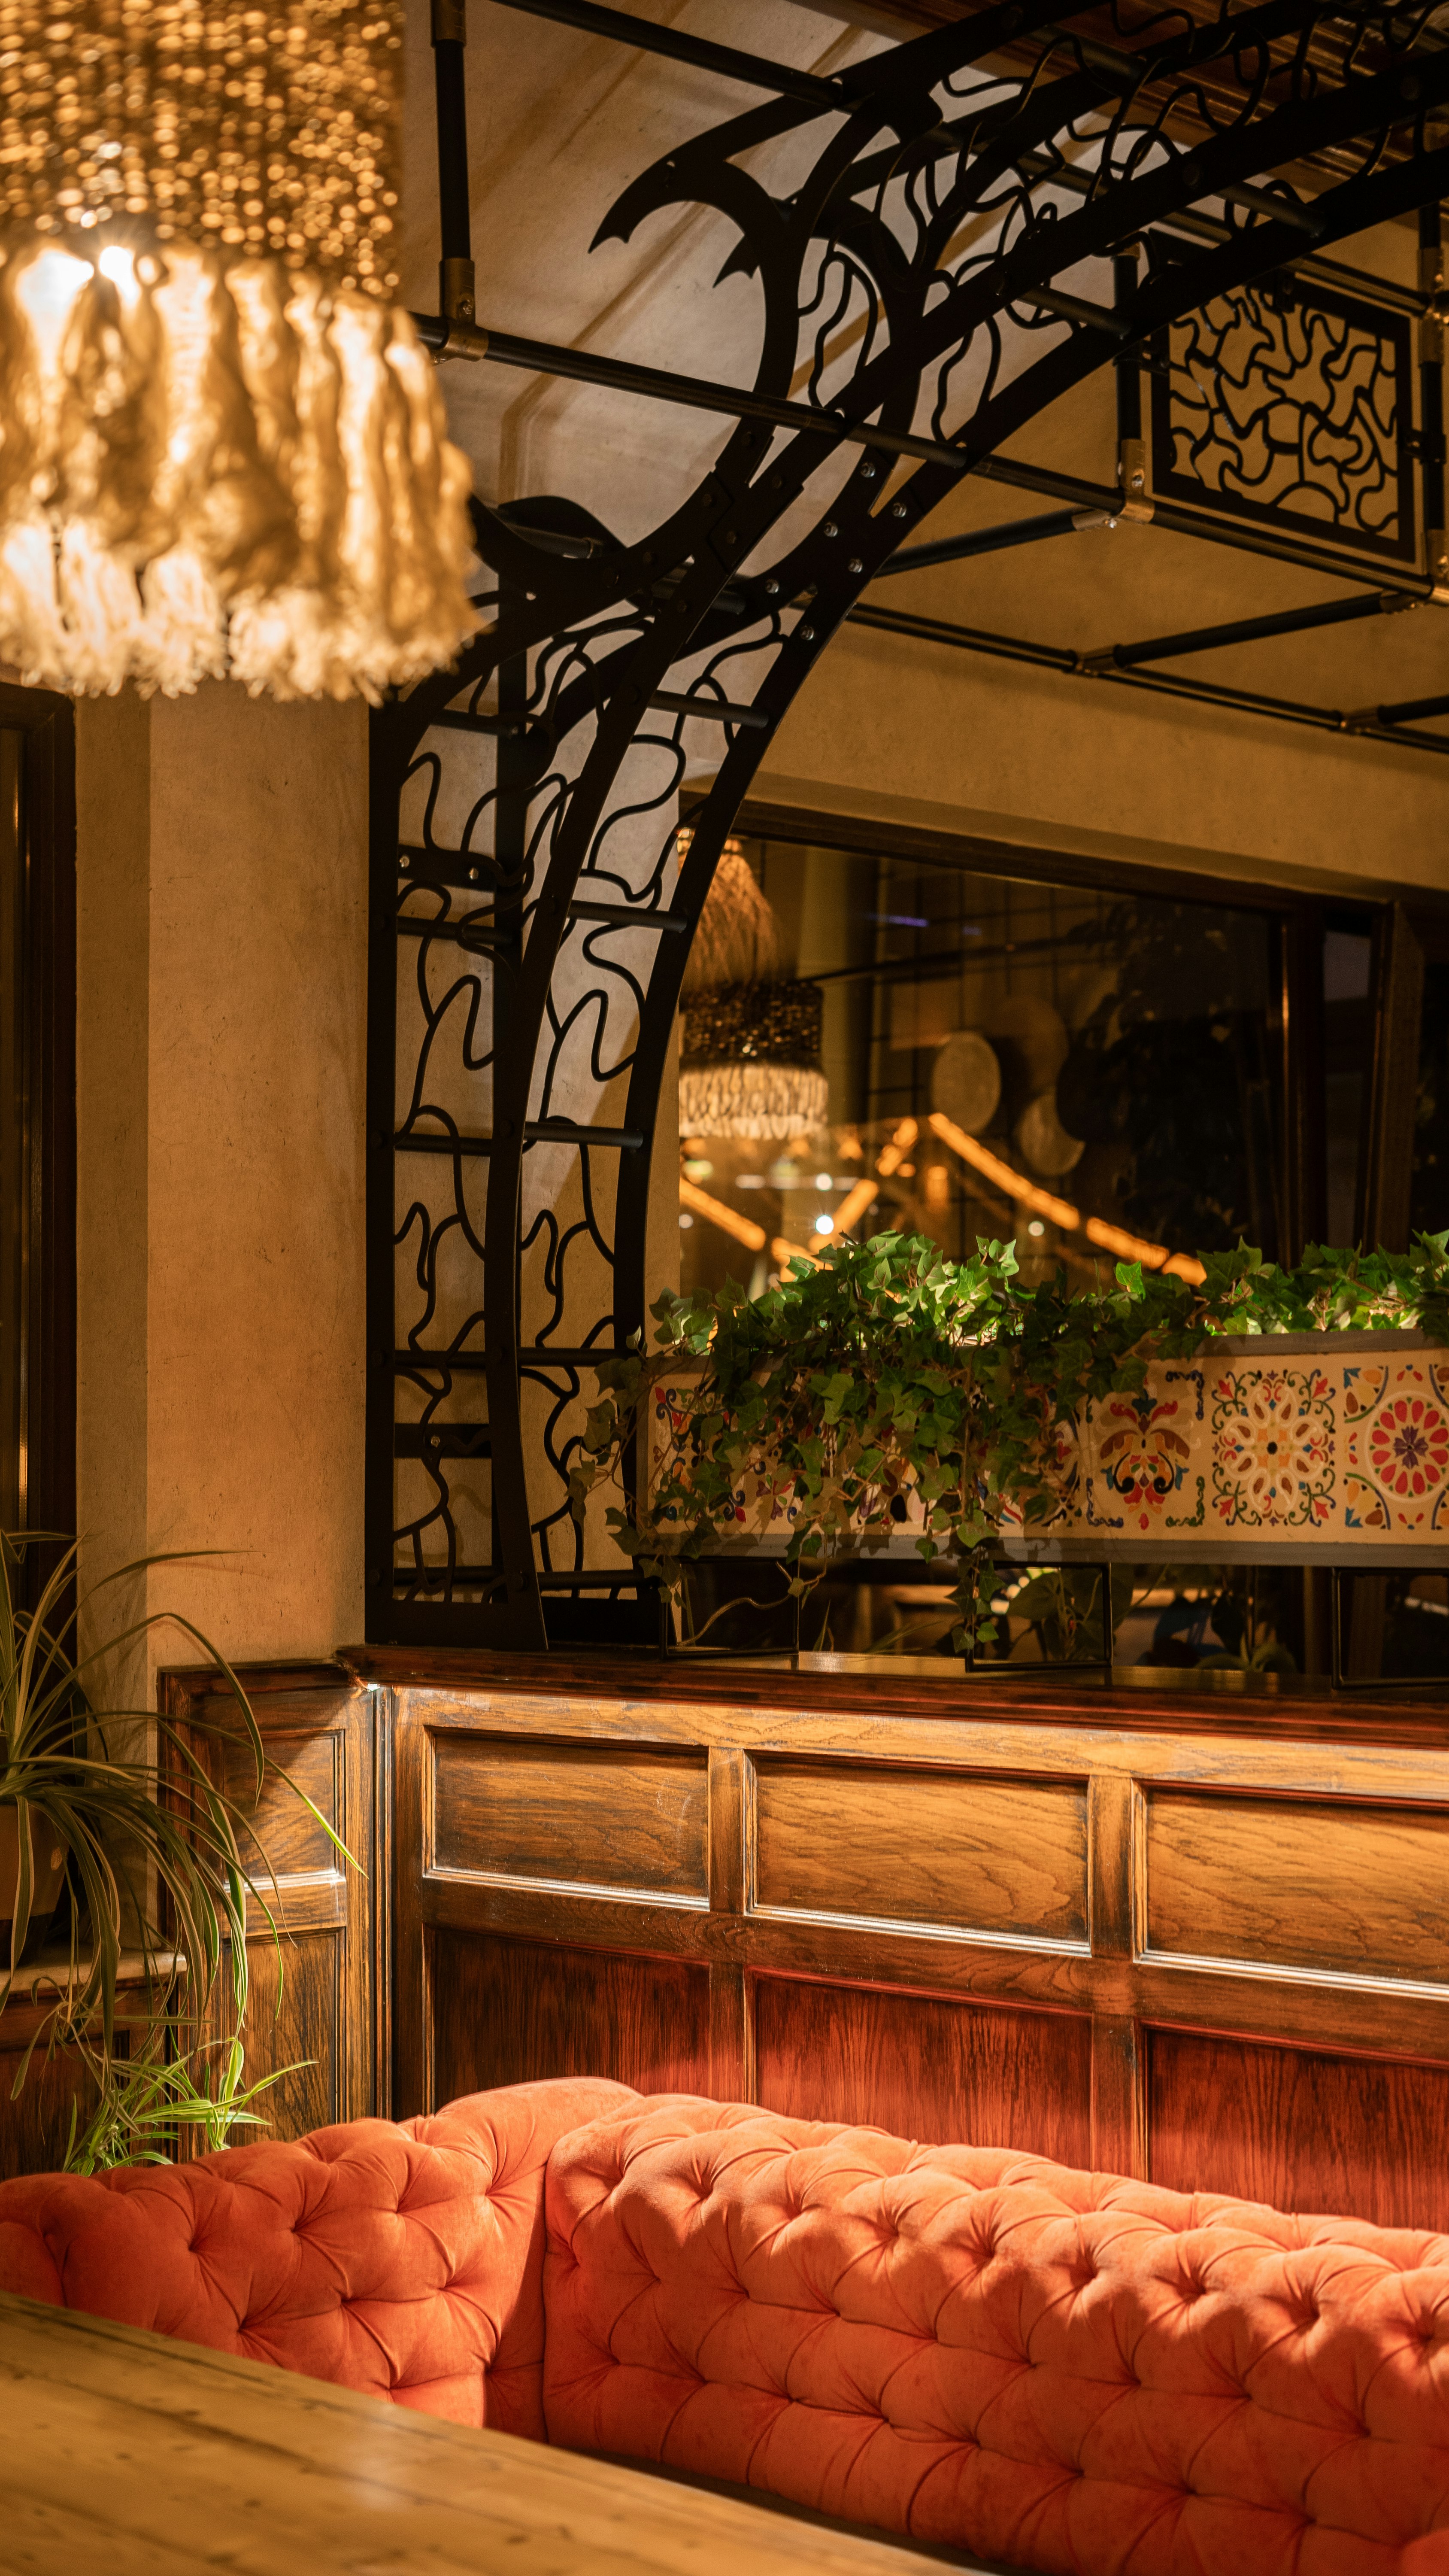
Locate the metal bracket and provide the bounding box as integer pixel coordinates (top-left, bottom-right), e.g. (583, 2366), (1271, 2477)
(1077, 647), (1121, 677)
(1116, 438), (1154, 523)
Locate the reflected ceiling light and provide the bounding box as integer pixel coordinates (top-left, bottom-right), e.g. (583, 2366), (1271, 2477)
(678, 837), (828, 1140)
(0, 3), (473, 699)
(928, 1112), (1206, 1283)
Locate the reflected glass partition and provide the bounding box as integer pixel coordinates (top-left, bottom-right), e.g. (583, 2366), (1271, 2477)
(677, 831), (1288, 1301)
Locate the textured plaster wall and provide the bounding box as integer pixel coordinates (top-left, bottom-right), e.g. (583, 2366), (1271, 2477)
(75, 687), (368, 1677)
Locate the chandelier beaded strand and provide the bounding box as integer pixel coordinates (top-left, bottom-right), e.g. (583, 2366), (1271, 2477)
(0, 2), (474, 699)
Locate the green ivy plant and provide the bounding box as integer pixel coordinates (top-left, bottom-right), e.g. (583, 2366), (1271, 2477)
(570, 1231), (1449, 1652)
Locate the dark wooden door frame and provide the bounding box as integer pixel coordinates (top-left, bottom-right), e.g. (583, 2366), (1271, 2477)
(0, 682), (76, 1598)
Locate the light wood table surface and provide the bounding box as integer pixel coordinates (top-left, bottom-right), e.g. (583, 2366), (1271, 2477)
(0, 2292), (994, 2576)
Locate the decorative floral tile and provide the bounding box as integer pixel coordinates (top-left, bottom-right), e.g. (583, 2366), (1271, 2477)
(1080, 1373), (1206, 1538)
(1067, 1347), (1449, 1553)
(651, 1347), (1449, 1558)
(1342, 1358), (1449, 1538)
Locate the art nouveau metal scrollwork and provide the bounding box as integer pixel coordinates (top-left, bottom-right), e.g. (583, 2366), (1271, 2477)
(367, 0), (1449, 1647)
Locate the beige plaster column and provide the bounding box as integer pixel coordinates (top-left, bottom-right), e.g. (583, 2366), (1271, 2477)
(75, 684), (369, 1684)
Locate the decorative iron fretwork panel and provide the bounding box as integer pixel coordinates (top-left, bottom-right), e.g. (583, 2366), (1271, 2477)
(368, 0), (1449, 1647)
(1150, 278), (1416, 561)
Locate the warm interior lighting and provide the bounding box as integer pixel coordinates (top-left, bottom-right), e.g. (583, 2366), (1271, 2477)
(828, 1177), (879, 1237)
(0, 3), (473, 700)
(875, 1118), (919, 1178)
(771, 1236), (819, 1269)
(928, 1112), (1082, 1230)
(678, 1175), (766, 1251)
(928, 1112), (1206, 1282)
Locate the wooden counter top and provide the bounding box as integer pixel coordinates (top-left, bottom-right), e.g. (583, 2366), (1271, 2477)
(0, 2293), (979, 2576)
(338, 1641), (1449, 1747)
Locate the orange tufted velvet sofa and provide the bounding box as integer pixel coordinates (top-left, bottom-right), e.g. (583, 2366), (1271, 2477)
(5, 2075), (1449, 2576)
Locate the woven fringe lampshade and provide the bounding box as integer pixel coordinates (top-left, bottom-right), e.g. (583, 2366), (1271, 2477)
(0, 2), (474, 699)
(678, 835), (828, 1140)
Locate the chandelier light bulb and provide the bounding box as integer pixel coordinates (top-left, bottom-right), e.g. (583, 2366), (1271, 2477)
(0, 2), (475, 700)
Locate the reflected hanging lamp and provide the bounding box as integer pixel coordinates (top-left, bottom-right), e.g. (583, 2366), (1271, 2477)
(677, 836), (828, 1141)
(0, 2), (474, 699)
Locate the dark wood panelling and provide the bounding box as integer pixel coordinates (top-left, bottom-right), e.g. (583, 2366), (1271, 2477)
(755, 1976), (1091, 2165)
(163, 1665), (374, 2143)
(431, 1734), (708, 1897)
(1149, 2029), (1449, 2232)
(753, 1760), (1087, 1945)
(1145, 1788), (1449, 1984)
(381, 1656), (1449, 2221)
(234, 1936), (340, 2140)
(0, 2037), (102, 2182)
(431, 1929), (710, 2105)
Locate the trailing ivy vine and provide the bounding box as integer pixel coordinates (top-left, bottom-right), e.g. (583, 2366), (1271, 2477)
(570, 1233), (1449, 1651)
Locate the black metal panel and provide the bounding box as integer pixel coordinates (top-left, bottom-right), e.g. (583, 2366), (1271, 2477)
(1149, 276), (1418, 562)
(368, 0), (1449, 1646)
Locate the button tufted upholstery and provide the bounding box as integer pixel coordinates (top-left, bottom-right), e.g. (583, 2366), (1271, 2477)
(0, 2075), (634, 2430)
(543, 2097), (1449, 2574)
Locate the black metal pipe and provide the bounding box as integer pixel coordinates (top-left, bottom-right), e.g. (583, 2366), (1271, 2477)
(1114, 250), (1142, 447)
(432, 0), (475, 322)
(846, 600), (1449, 757)
(1420, 200), (1445, 584)
(485, 0), (849, 113)
(973, 450), (1437, 598)
(1364, 687), (1449, 726)
(873, 506), (1106, 576)
(1105, 589), (1407, 669)
(410, 311), (969, 471)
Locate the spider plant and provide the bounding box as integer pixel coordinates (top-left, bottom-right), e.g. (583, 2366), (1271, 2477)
(0, 1529), (346, 2152)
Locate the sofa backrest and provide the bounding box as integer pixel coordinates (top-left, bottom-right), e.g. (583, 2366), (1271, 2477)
(0, 2075), (637, 2430)
(543, 2096), (1449, 2575)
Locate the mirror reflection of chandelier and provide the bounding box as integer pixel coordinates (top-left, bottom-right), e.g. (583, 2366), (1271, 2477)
(677, 835), (828, 1141)
(0, 3), (474, 699)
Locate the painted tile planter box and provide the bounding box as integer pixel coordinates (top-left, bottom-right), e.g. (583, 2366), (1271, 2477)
(1029, 1330), (1449, 1567)
(653, 1331), (1449, 1570)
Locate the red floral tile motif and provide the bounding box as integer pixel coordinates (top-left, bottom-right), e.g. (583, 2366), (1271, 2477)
(1368, 1396), (1449, 1498)
(1343, 1361), (1449, 1534)
(1210, 1368), (1334, 1529)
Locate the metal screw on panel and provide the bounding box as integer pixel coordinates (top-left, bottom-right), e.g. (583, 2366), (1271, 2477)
(800, 624), (816, 640)
(823, 521), (838, 538)
(848, 558), (863, 574)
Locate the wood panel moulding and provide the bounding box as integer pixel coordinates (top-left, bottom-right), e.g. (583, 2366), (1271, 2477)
(1143, 1784), (1449, 1987)
(373, 1653), (1449, 2228)
(430, 1928), (710, 2105)
(752, 1758), (1088, 1950)
(162, 1662), (377, 2140)
(430, 1730), (708, 1902)
(1148, 2028), (1449, 2233)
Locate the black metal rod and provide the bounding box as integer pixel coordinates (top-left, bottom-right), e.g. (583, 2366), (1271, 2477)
(1106, 589), (1404, 669)
(873, 506), (1105, 576)
(433, 37), (471, 261)
(1420, 200), (1445, 577)
(646, 688), (770, 729)
(973, 450), (1436, 598)
(1115, 251), (1142, 447)
(485, 0), (849, 113)
(412, 312), (968, 471)
(1366, 687), (1449, 725)
(846, 600), (1449, 756)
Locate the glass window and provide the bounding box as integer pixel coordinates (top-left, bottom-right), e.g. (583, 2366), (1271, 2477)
(676, 832), (1288, 1299)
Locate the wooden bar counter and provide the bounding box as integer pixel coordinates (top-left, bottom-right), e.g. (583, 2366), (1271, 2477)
(247, 1647), (1449, 2233)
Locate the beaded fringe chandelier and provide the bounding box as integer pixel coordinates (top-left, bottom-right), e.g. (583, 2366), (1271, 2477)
(678, 837), (828, 1141)
(0, 2), (474, 699)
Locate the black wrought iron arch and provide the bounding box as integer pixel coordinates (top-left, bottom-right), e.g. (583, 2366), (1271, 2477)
(367, 0), (1449, 1646)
